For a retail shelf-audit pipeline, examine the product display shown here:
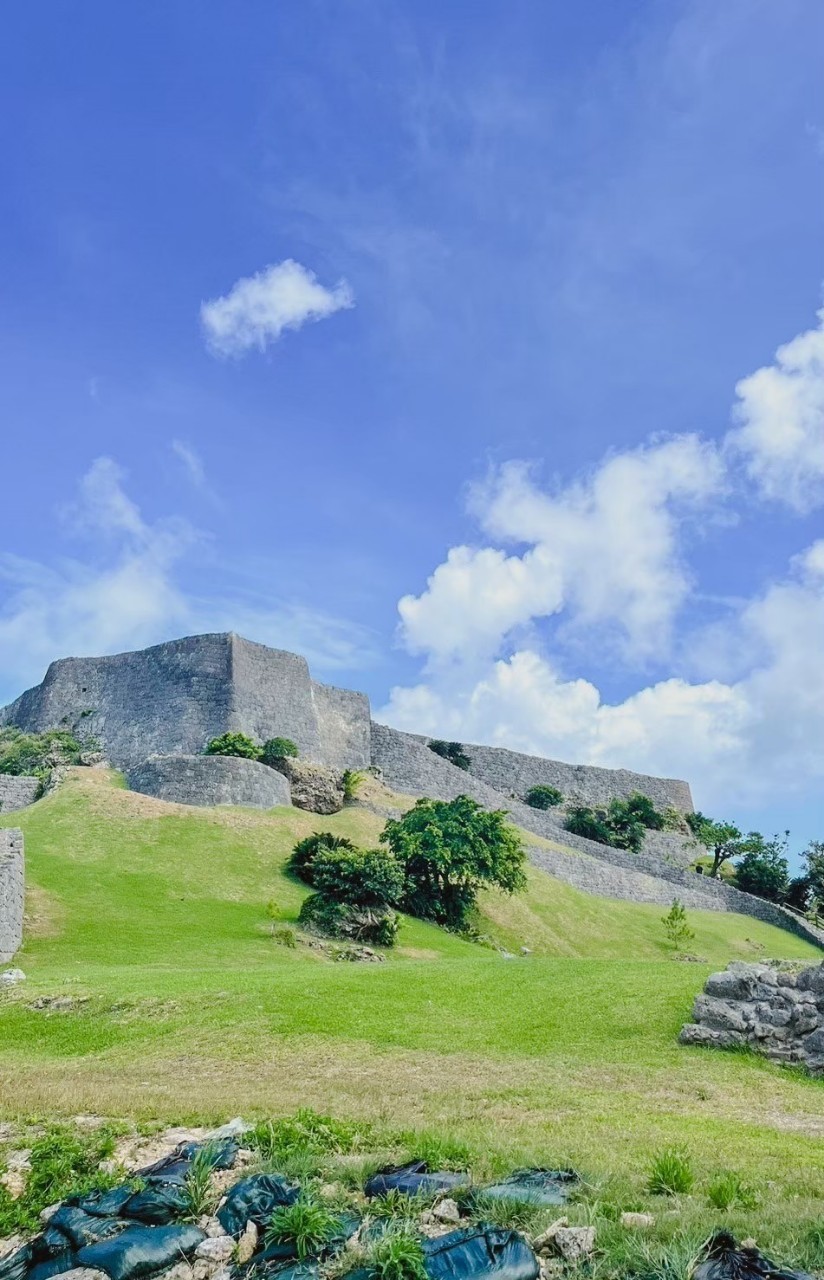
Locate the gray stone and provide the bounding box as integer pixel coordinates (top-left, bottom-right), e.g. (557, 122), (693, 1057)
(693, 995), (750, 1033)
(620, 1213), (654, 1229)
(235, 1223), (258, 1265)
(679, 1023), (747, 1050)
(0, 777), (41, 813)
(271, 758), (344, 814)
(432, 1199), (461, 1224)
(195, 1238), (235, 1263)
(0, 968), (25, 986)
(128, 755), (290, 809)
(0, 831), (24, 964)
(548, 1228), (596, 1262)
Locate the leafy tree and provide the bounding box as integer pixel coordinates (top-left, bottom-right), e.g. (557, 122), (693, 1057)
(260, 737), (298, 765)
(661, 899), (695, 951)
(734, 833), (790, 903)
(524, 784), (563, 809)
(565, 799), (646, 853)
(565, 805), (613, 846)
(289, 833), (357, 884)
(428, 740), (472, 771)
(622, 792), (666, 831)
(686, 812), (764, 878)
(382, 795), (526, 928)
(310, 845), (405, 907)
(803, 840), (824, 903)
(786, 875), (811, 913)
(204, 732), (261, 760)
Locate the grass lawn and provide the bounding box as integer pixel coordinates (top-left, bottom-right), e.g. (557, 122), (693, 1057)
(1, 769), (823, 1233)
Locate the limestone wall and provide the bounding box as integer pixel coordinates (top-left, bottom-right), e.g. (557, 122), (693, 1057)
(0, 776), (41, 813)
(0, 829), (24, 963)
(1, 633), (371, 773)
(127, 755), (291, 809)
(680, 961), (824, 1075)
(381, 727), (694, 813)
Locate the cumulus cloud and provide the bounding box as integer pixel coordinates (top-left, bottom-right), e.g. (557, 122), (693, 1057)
(399, 434), (724, 663)
(383, 534), (824, 809)
(200, 259), (354, 357)
(726, 307), (824, 511)
(0, 458), (375, 703)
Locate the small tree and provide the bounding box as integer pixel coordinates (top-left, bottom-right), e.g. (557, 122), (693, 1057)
(735, 834), (790, 903)
(662, 899), (695, 951)
(204, 732), (261, 760)
(311, 845), (405, 907)
(260, 737), (298, 766)
(382, 795), (526, 929)
(289, 833), (357, 884)
(428, 740), (472, 771)
(803, 840), (824, 903)
(786, 875), (811, 913)
(524, 784), (563, 810)
(686, 813), (764, 878)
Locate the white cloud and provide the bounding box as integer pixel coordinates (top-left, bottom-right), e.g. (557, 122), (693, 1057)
(382, 539), (824, 810)
(727, 307), (824, 511)
(200, 259), (354, 357)
(0, 458), (375, 703)
(399, 435), (724, 664)
(171, 439), (207, 490)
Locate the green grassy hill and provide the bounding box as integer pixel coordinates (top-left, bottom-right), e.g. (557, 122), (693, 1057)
(1, 768), (823, 1199)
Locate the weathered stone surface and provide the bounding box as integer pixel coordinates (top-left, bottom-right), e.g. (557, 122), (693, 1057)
(128, 755), (291, 809)
(682, 961), (824, 1074)
(548, 1228), (596, 1262)
(270, 758), (344, 814)
(0, 830), (23, 964)
(195, 1238), (235, 1263)
(620, 1213), (654, 1229)
(0, 777), (41, 813)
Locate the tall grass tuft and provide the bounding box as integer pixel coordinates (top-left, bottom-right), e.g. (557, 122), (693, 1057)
(647, 1148), (694, 1196)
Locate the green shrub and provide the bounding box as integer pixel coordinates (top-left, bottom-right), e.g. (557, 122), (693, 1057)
(564, 800), (646, 852)
(250, 1109), (369, 1163)
(311, 845), (405, 907)
(183, 1143), (222, 1220)
(272, 926), (298, 948)
(266, 1195), (338, 1259)
(428, 740), (472, 770)
(622, 792), (666, 830)
(289, 833), (357, 885)
(524, 784), (563, 809)
(382, 795), (526, 929)
(298, 894), (400, 947)
(706, 1171), (757, 1210)
(204, 732), (261, 760)
(647, 1147), (694, 1195)
(0, 1124), (121, 1234)
(342, 769), (366, 801)
(0, 727), (86, 779)
(261, 737), (299, 765)
(661, 900), (695, 951)
(565, 805), (614, 845)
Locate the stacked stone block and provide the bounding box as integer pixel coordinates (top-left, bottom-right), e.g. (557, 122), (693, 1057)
(0, 829), (24, 963)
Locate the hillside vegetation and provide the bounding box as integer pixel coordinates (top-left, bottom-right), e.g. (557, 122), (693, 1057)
(1, 768), (823, 1201)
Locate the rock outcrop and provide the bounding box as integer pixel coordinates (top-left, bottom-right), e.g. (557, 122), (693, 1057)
(680, 960), (824, 1075)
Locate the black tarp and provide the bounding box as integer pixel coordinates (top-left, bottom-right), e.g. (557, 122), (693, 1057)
(480, 1170), (578, 1208)
(364, 1162), (469, 1200)
(422, 1225), (539, 1280)
(693, 1234), (816, 1280)
(76, 1223), (205, 1280)
(216, 1174), (300, 1237)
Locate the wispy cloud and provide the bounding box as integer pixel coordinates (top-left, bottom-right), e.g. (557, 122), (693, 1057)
(200, 259), (354, 357)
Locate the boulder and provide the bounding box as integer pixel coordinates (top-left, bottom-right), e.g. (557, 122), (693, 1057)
(269, 759), (344, 814)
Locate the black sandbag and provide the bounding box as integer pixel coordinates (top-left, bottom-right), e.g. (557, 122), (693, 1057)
(241, 1239), (299, 1270)
(71, 1185), (136, 1219)
(364, 1161), (469, 1200)
(31, 1225), (76, 1262)
(121, 1180), (190, 1226)
(136, 1140), (237, 1185)
(0, 1245), (32, 1280)
(693, 1234), (816, 1280)
(47, 1205), (131, 1250)
(77, 1223), (205, 1280)
(28, 1252), (78, 1280)
(217, 1173), (300, 1237)
(422, 1225), (539, 1280)
(481, 1169), (578, 1207)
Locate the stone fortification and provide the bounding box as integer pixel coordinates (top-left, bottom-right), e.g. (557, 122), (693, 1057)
(680, 960), (824, 1074)
(0, 776), (41, 813)
(1, 633), (371, 774)
(0, 829), (24, 963)
(127, 755), (291, 809)
(382, 727), (693, 813)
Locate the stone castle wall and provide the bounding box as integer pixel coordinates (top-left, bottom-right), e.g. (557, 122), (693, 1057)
(0, 829), (24, 963)
(127, 755), (291, 809)
(1, 633), (371, 774)
(381, 727), (694, 813)
(0, 776), (41, 813)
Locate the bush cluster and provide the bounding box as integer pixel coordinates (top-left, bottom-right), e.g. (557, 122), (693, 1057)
(287, 795), (526, 945)
(524, 784), (563, 809)
(204, 732), (299, 765)
(0, 727), (88, 781)
(428, 739), (472, 770)
(564, 792), (666, 853)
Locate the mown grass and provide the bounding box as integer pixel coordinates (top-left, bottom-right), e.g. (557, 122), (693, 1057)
(1, 770), (822, 1209)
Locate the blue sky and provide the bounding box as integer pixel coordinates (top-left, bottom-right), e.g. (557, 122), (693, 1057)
(1, 0), (823, 855)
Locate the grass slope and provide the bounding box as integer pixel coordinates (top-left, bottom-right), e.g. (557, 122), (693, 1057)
(1, 769), (823, 1201)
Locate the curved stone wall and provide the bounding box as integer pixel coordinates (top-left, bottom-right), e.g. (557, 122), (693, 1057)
(0, 829), (24, 963)
(0, 776), (41, 813)
(127, 754), (291, 809)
